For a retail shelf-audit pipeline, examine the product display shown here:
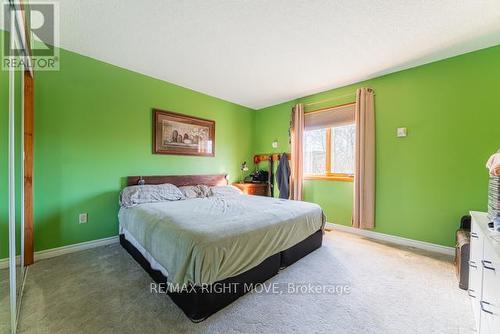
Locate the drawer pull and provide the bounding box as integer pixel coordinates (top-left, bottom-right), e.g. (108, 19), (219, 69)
(471, 232), (479, 239)
(480, 301), (494, 315)
(482, 260), (496, 271)
(468, 289), (476, 298)
(469, 261), (477, 269)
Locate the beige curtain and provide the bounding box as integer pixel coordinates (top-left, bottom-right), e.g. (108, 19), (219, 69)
(289, 103), (305, 200)
(353, 88), (376, 229)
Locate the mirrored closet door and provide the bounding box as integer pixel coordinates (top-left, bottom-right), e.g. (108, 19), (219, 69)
(2, 1), (33, 333)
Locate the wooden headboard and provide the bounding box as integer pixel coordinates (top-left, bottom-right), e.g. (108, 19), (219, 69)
(126, 174), (228, 187)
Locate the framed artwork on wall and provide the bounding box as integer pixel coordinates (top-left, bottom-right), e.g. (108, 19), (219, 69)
(153, 109), (215, 156)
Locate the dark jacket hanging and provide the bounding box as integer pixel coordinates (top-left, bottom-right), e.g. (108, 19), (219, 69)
(276, 153), (290, 199)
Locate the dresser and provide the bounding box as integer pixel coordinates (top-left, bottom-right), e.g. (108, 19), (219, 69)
(469, 212), (500, 334)
(232, 182), (269, 196)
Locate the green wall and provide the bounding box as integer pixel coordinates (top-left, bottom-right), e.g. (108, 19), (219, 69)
(303, 179), (354, 227)
(255, 44), (500, 247)
(3, 36), (500, 258)
(29, 48), (255, 253)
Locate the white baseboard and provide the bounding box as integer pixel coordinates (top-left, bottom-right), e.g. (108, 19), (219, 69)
(0, 256), (21, 270)
(34, 236), (119, 261)
(326, 222), (455, 256)
(0, 235), (119, 269)
(1, 224), (455, 268)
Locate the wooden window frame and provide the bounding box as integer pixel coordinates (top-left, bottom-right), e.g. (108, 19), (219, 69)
(304, 127), (354, 182)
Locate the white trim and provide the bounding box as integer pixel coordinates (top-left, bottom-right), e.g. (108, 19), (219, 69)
(1, 223), (455, 267)
(0, 236), (119, 269)
(35, 236), (119, 261)
(326, 222), (455, 256)
(0, 256), (21, 270)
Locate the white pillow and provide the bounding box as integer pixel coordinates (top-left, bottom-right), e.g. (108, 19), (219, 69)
(210, 185), (243, 197)
(119, 183), (184, 208)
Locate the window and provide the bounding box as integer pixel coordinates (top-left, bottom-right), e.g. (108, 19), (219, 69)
(304, 128), (327, 175)
(330, 124), (355, 175)
(303, 103), (355, 181)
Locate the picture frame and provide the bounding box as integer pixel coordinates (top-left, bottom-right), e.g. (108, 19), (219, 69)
(153, 109), (215, 157)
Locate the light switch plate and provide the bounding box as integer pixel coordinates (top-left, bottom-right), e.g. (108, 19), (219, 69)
(79, 213), (88, 224)
(397, 128), (407, 137)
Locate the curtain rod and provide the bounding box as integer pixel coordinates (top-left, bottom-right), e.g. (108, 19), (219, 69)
(304, 92), (356, 107)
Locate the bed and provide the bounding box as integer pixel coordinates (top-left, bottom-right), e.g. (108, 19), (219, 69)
(119, 174), (324, 322)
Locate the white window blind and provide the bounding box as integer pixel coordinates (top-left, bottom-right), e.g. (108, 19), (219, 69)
(304, 103), (355, 130)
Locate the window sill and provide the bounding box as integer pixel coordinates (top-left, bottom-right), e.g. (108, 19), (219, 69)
(303, 175), (354, 182)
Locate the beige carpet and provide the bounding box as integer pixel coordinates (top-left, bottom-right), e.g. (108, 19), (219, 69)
(17, 231), (475, 334)
(1, 267), (10, 334)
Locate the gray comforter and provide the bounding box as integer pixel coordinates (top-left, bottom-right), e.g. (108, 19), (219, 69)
(118, 194), (324, 285)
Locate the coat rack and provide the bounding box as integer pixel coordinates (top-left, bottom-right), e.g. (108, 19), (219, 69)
(253, 153), (291, 197)
(253, 153), (291, 164)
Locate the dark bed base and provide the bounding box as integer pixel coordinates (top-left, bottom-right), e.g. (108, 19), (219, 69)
(120, 230), (323, 322)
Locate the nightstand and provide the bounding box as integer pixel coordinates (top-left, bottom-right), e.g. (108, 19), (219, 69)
(232, 182), (269, 196)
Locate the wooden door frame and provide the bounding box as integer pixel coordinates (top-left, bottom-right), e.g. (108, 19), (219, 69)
(21, 1), (34, 265)
(24, 69), (34, 265)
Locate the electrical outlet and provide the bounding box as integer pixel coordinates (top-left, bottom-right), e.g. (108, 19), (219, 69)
(79, 213), (88, 224)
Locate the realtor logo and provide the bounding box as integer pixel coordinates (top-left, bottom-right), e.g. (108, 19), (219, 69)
(2, 1), (59, 71)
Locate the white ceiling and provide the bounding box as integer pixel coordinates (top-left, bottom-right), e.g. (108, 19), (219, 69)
(34, 0), (500, 109)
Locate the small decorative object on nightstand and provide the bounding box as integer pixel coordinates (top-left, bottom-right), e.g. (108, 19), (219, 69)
(239, 161), (249, 183)
(232, 182), (269, 196)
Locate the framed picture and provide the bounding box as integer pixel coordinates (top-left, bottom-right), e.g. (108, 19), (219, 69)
(153, 109), (215, 157)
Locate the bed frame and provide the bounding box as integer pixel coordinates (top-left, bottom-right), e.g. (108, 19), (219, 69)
(121, 174), (323, 322)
